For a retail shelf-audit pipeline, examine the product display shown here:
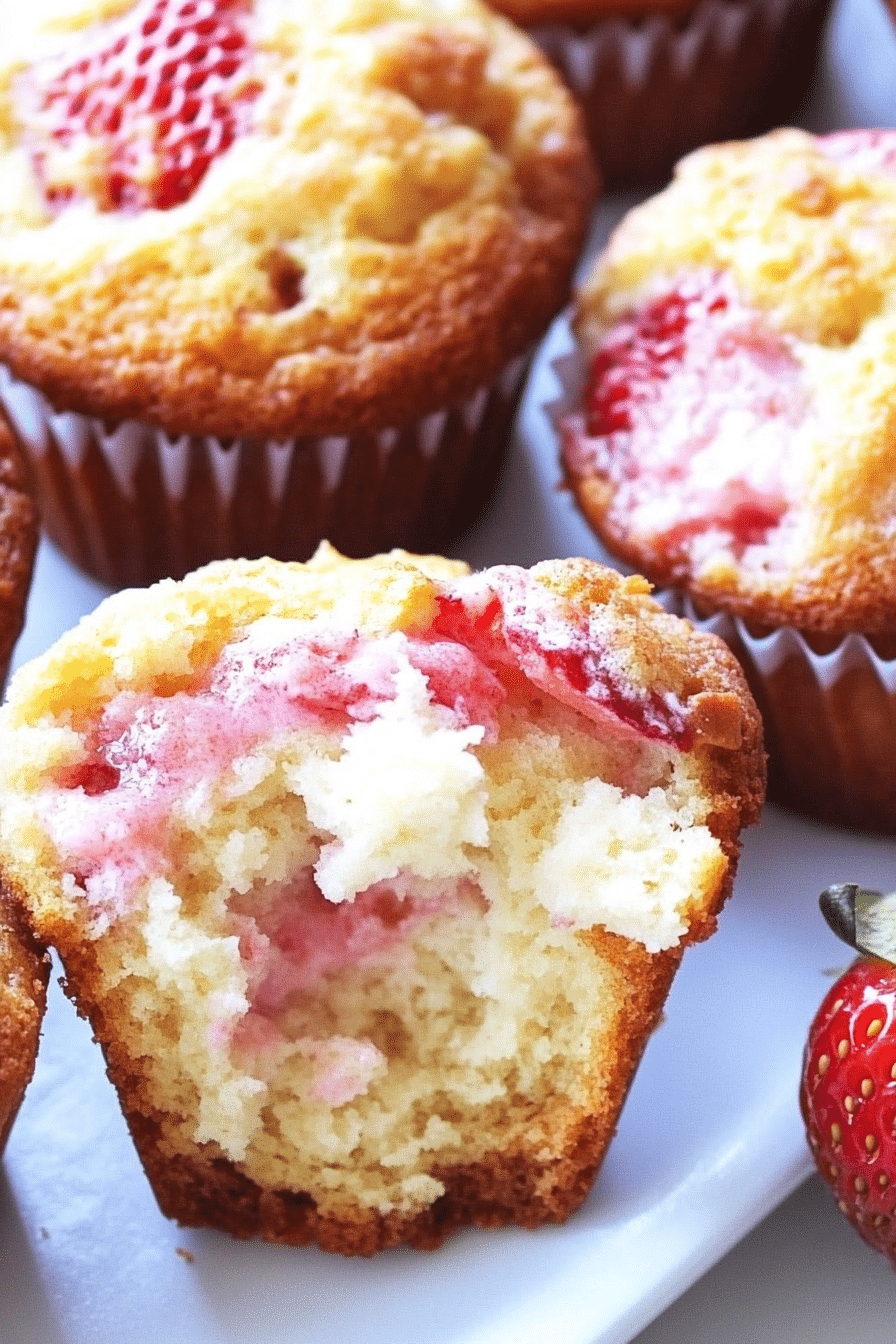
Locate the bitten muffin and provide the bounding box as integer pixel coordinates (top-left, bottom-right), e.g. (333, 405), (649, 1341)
(0, 420), (38, 689)
(560, 127), (896, 830)
(487, 0), (832, 187)
(0, 0), (595, 588)
(0, 886), (48, 1152)
(0, 545), (764, 1253)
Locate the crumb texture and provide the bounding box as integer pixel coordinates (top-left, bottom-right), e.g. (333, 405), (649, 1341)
(0, 548), (763, 1250)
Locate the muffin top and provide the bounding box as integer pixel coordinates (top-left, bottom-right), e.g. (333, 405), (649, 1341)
(0, 0), (595, 438)
(1, 543), (760, 757)
(566, 128), (896, 636)
(0, 422), (38, 688)
(1, 545), (763, 953)
(0, 546), (761, 1240)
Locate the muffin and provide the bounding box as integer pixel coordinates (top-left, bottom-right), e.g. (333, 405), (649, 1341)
(559, 126), (896, 831)
(0, 545), (764, 1253)
(0, 0), (595, 589)
(0, 420), (38, 689)
(488, 0), (832, 187)
(0, 885), (48, 1153)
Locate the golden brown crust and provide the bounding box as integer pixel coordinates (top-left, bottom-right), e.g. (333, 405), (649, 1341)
(568, 471), (896, 639)
(3, 550), (766, 828)
(44, 918), (682, 1254)
(530, 557), (766, 787)
(0, 420), (38, 688)
(534, 559), (766, 940)
(128, 1112), (631, 1253)
(0, 883), (48, 1151)
(117, 1083), (649, 1252)
(0, 1), (596, 438)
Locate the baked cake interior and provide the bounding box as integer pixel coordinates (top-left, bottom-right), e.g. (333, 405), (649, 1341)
(3, 557), (739, 1234)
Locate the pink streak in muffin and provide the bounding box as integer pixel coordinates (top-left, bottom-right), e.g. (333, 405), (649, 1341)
(46, 622), (505, 1103)
(229, 870), (486, 1102)
(818, 128), (896, 175)
(233, 870), (485, 1014)
(46, 626), (505, 920)
(41, 576), (691, 1102)
(434, 568), (692, 749)
(563, 272), (806, 569)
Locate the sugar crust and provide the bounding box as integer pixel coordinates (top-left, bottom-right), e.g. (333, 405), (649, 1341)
(571, 128), (896, 635)
(0, 0), (595, 438)
(0, 547), (763, 1252)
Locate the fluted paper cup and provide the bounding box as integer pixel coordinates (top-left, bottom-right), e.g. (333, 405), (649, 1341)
(663, 597), (896, 833)
(0, 356), (530, 589)
(528, 0), (832, 187)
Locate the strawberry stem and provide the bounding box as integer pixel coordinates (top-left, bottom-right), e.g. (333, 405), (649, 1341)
(820, 884), (896, 964)
(820, 883), (860, 948)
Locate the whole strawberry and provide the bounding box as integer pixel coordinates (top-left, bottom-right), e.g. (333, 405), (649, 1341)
(801, 884), (896, 1265)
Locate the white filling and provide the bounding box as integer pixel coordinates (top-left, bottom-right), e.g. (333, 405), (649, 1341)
(293, 658), (488, 904)
(534, 779), (724, 953)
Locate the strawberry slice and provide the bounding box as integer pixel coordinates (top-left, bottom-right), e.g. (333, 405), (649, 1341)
(56, 761), (121, 795)
(24, 0), (259, 212)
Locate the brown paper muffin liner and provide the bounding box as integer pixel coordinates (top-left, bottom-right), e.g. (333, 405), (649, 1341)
(547, 334), (896, 834)
(663, 597), (896, 834)
(528, 0), (833, 187)
(0, 356), (529, 590)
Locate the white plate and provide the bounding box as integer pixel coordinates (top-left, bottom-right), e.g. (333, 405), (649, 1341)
(3, 3), (896, 1339)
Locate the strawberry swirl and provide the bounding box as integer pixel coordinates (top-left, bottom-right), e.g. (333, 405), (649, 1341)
(563, 272), (806, 570)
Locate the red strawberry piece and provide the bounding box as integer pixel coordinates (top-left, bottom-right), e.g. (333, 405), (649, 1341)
(585, 278), (730, 439)
(57, 761), (122, 795)
(562, 271), (802, 563)
(24, 0), (259, 212)
(433, 570), (692, 750)
(801, 889), (896, 1266)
